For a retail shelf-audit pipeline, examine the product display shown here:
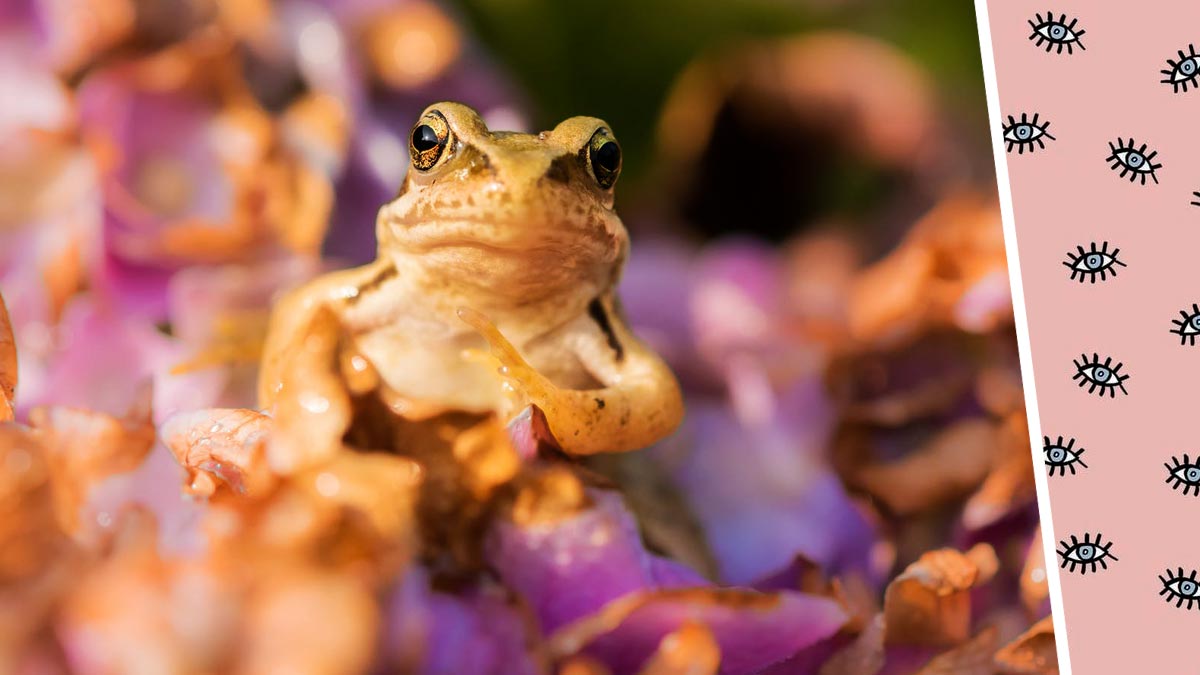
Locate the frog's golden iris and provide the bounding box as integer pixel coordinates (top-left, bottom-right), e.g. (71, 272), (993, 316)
(409, 109), (451, 171)
(585, 127), (621, 189)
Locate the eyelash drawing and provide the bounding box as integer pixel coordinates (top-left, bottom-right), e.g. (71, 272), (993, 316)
(1002, 113), (1056, 154)
(1170, 304), (1200, 345)
(1044, 435), (1088, 476)
(1058, 532), (1117, 575)
(1165, 454), (1200, 496)
(1192, 191), (1200, 207)
(1161, 44), (1200, 93)
(1107, 138), (1162, 185)
(1063, 241), (1125, 283)
(1028, 12), (1086, 54)
(1160, 568), (1200, 610)
(1073, 353), (1129, 397)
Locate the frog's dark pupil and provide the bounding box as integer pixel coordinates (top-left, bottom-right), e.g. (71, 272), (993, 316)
(594, 141), (621, 173)
(412, 125), (440, 152)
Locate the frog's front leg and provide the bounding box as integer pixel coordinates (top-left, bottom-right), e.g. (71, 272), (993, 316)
(258, 260), (396, 409)
(459, 295), (684, 455)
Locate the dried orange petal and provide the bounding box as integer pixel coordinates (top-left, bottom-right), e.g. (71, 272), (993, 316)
(993, 616), (1057, 675)
(852, 419), (1000, 516)
(1019, 528), (1050, 615)
(236, 565), (378, 675)
(0, 293), (15, 420)
(161, 408), (273, 497)
(915, 627), (999, 675)
(29, 386), (156, 534)
(882, 545), (995, 647)
(637, 621), (720, 675)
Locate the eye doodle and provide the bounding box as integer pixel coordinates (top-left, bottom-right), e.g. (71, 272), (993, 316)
(1058, 532), (1117, 575)
(1161, 44), (1200, 93)
(1002, 113), (1055, 154)
(1072, 353), (1129, 398)
(1170, 304), (1200, 345)
(1165, 454), (1200, 496)
(1107, 138), (1162, 185)
(1160, 568), (1200, 610)
(1028, 12), (1086, 54)
(1192, 191), (1200, 208)
(1063, 241), (1125, 283)
(1044, 435), (1088, 476)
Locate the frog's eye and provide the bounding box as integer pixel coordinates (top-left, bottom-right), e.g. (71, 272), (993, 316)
(1062, 240), (1125, 284)
(586, 128), (621, 190)
(1161, 44), (1200, 93)
(1072, 352), (1129, 398)
(1165, 454), (1200, 496)
(1028, 12), (1085, 55)
(1043, 435), (1088, 477)
(1058, 532), (1117, 575)
(409, 110), (451, 171)
(1107, 137), (1161, 186)
(1002, 112), (1055, 155)
(1170, 304), (1200, 346)
(1160, 567), (1200, 610)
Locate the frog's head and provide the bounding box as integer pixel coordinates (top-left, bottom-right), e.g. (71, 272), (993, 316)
(378, 102), (629, 302)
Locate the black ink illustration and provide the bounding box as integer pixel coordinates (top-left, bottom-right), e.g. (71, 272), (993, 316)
(1058, 532), (1117, 575)
(1161, 44), (1200, 93)
(1044, 436), (1088, 476)
(1002, 113), (1055, 154)
(1073, 353), (1129, 398)
(1160, 568), (1200, 610)
(1170, 304), (1200, 345)
(1028, 12), (1086, 54)
(1063, 241), (1125, 283)
(1107, 138), (1161, 185)
(1165, 454), (1200, 496)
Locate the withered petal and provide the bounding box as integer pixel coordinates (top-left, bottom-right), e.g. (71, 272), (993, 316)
(1019, 528), (1049, 617)
(28, 389), (157, 535)
(636, 621), (720, 675)
(851, 419), (1000, 516)
(993, 616), (1057, 675)
(161, 408), (273, 497)
(962, 413), (1036, 530)
(914, 627), (999, 675)
(882, 545), (996, 647)
(0, 292), (15, 416)
(549, 588), (846, 675)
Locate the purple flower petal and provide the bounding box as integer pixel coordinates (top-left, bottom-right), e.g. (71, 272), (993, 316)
(580, 590), (846, 675)
(487, 489), (660, 633)
(654, 379), (877, 587)
(384, 566), (540, 675)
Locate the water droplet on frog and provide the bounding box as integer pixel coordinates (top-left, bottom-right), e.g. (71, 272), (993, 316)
(299, 392), (331, 414)
(315, 472), (340, 497)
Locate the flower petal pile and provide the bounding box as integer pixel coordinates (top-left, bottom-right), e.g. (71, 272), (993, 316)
(0, 4), (1054, 674)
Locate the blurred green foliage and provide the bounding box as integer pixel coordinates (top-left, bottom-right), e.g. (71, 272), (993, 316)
(450, 0), (987, 187)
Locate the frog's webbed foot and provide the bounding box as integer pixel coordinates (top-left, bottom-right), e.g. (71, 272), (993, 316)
(457, 307), (560, 417)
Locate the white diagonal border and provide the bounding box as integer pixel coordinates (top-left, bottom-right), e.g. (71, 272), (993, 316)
(972, 1), (1073, 672)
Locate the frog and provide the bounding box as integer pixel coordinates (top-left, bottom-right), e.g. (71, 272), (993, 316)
(258, 102), (684, 455)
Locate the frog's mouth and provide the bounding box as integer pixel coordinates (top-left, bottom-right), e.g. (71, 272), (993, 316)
(387, 215), (625, 263)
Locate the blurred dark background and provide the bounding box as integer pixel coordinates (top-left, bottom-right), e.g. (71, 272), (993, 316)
(448, 0), (993, 247)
